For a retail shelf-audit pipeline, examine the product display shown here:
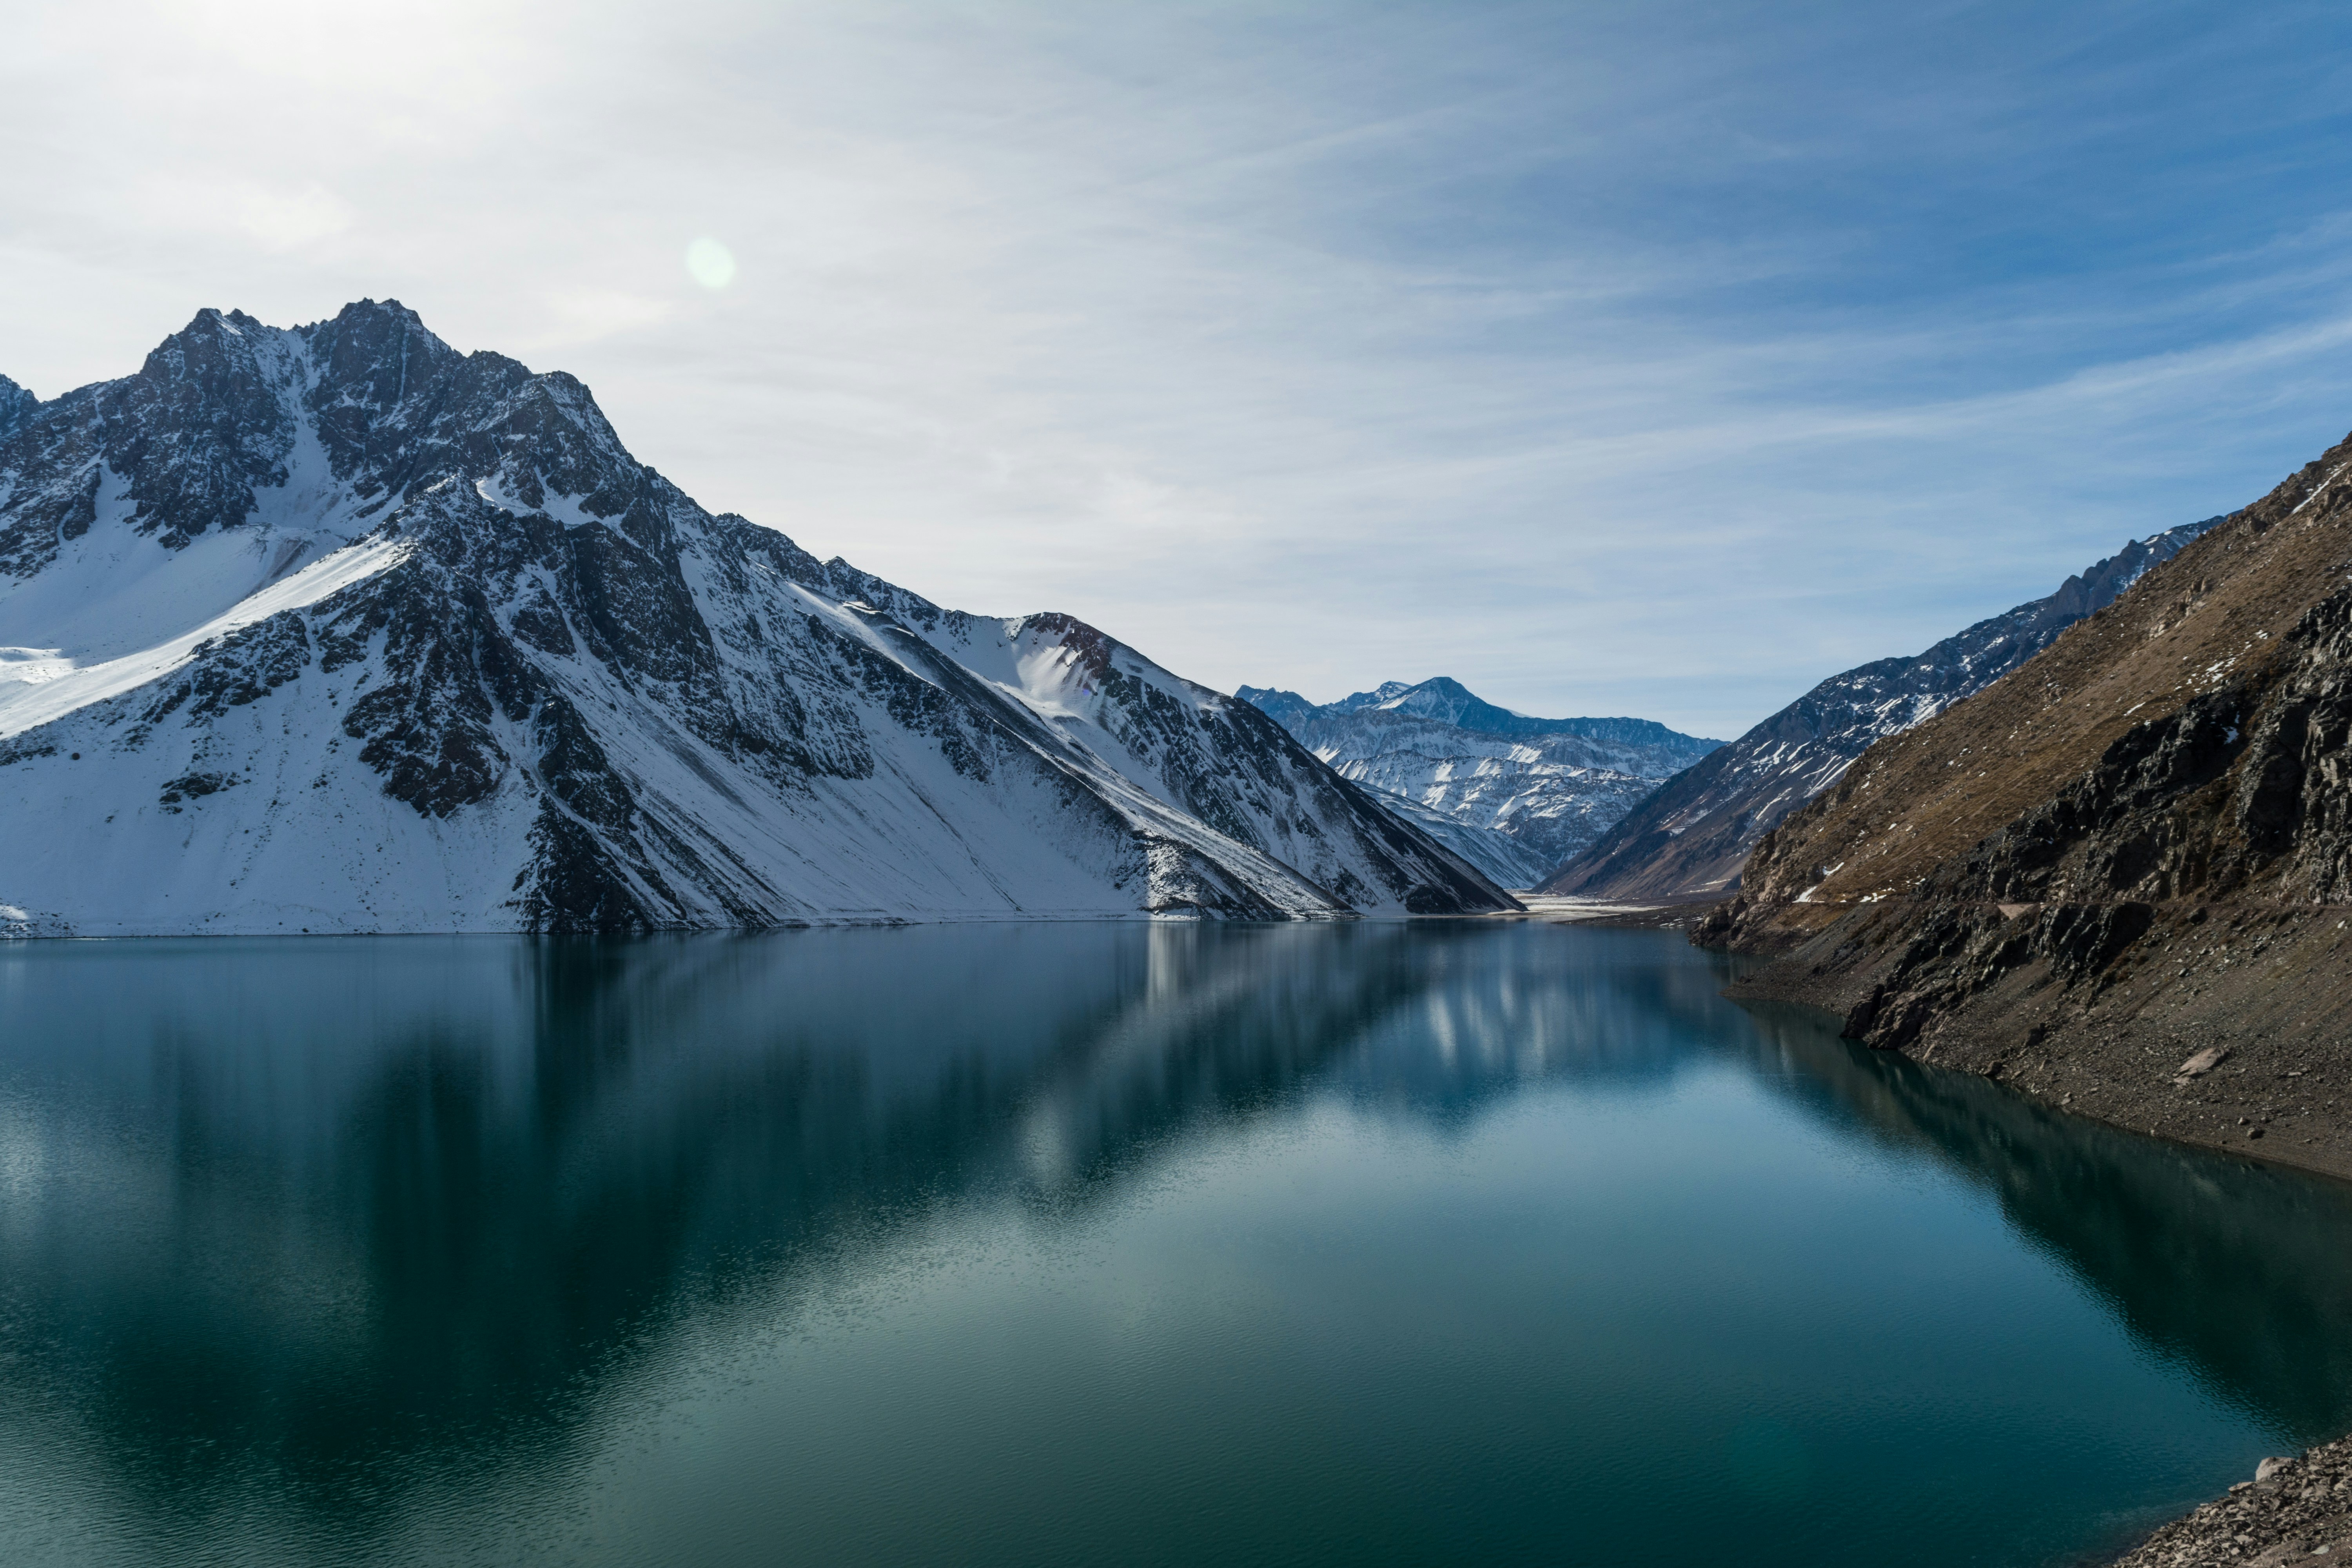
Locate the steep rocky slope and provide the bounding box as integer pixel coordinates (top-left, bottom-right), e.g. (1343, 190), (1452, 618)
(1238, 677), (1717, 887)
(1700, 427), (2352, 1180)
(1545, 521), (2221, 902)
(0, 302), (1513, 934)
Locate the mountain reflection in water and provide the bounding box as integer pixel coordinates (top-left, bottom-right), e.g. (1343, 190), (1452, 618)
(1739, 1000), (2352, 1441)
(2, 921), (2349, 1568)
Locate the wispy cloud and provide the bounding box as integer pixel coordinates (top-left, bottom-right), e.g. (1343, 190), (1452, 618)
(7, 0), (2352, 734)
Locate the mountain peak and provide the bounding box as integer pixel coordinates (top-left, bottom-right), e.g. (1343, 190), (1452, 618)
(1279, 677), (1719, 750)
(328, 296), (425, 328)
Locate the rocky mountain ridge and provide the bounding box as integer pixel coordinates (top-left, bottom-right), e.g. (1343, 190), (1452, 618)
(0, 301), (1515, 934)
(1543, 519), (2224, 903)
(1237, 676), (1719, 887)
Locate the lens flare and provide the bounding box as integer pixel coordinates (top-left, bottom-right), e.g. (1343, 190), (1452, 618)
(684, 237), (737, 290)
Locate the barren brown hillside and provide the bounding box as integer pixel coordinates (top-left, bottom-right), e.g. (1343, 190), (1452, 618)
(1738, 429), (2352, 932)
(1542, 517), (2220, 903)
(1696, 424), (2352, 1187)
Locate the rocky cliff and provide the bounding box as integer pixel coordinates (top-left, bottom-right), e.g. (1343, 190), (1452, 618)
(1545, 520), (2222, 902)
(0, 302), (1515, 934)
(1699, 428), (2352, 1180)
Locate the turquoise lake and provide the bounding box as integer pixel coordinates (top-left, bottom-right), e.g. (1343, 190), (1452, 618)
(3, 920), (2350, 1566)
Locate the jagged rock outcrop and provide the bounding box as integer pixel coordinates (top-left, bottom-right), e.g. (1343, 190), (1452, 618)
(0, 302), (1515, 933)
(0, 375), (34, 445)
(1238, 676), (1717, 887)
(1546, 519), (2222, 902)
(1698, 426), (2352, 1181)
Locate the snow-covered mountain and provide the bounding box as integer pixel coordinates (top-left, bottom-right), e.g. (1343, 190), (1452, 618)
(0, 302), (1516, 935)
(1543, 517), (2225, 901)
(1236, 677), (1720, 887)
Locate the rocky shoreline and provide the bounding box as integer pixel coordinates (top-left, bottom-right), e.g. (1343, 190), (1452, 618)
(2107, 1438), (2352, 1566)
(1706, 896), (2352, 1182)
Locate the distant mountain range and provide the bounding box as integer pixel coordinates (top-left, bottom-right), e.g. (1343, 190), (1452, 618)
(1542, 517), (2224, 902)
(0, 302), (1515, 934)
(1238, 677), (1721, 887)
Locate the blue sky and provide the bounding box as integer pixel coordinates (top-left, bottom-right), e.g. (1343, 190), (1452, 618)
(8, 0), (2352, 736)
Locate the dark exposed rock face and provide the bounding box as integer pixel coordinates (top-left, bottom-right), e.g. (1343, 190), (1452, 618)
(1238, 676), (1719, 887)
(0, 375), (34, 444)
(1545, 519), (2223, 902)
(0, 302), (1514, 934)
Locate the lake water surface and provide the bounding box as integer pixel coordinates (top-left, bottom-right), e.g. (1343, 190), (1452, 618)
(3, 921), (2351, 1566)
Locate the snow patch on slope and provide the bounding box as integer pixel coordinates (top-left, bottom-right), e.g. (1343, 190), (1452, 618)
(0, 534), (410, 741)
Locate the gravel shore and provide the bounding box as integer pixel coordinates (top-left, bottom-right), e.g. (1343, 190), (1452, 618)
(2112, 1438), (2352, 1565)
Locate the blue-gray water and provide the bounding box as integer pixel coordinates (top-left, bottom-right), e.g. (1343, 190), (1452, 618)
(2, 921), (2350, 1567)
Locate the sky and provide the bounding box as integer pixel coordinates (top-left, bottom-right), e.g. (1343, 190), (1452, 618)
(8, 1), (2352, 738)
